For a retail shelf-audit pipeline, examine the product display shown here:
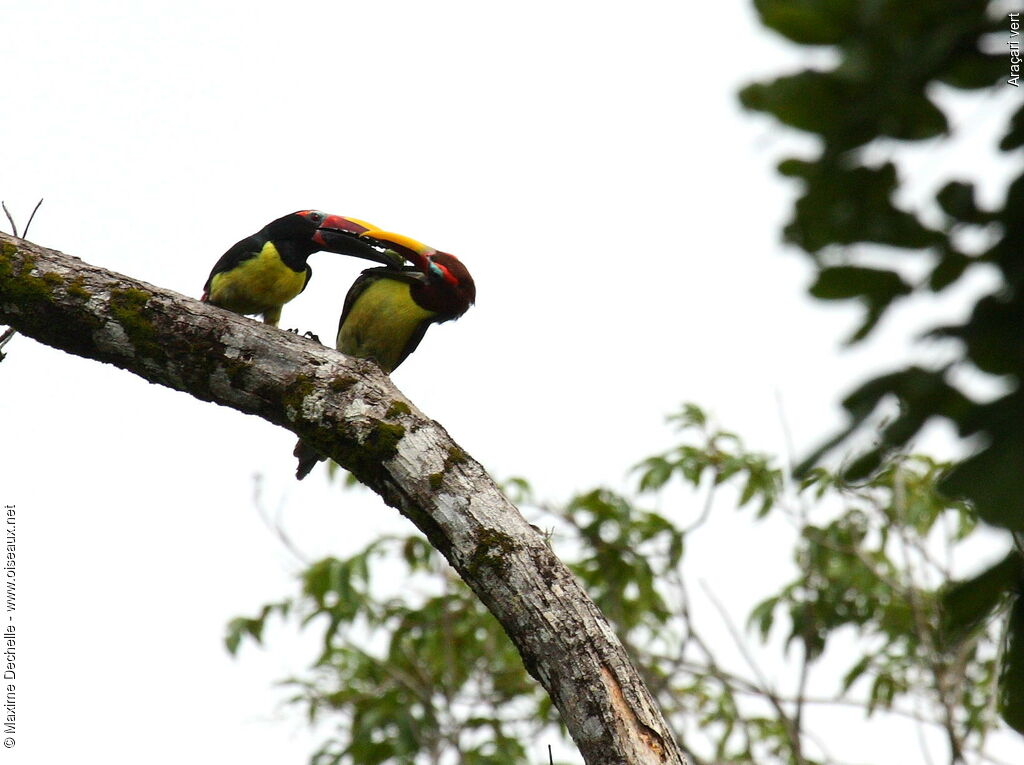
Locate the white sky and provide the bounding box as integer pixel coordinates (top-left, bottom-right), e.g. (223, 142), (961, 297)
(2, 1), (1022, 763)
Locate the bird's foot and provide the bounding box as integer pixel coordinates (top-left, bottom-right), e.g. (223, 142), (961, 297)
(285, 328), (322, 343)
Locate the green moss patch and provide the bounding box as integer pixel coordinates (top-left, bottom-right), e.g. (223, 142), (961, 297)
(67, 277), (91, 300)
(329, 375), (357, 393)
(282, 374), (317, 421)
(334, 420), (406, 485)
(108, 287), (165, 363)
(386, 400), (412, 419)
(0, 248), (63, 308)
(466, 528), (518, 579)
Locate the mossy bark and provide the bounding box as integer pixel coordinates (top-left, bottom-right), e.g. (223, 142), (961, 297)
(0, 231), (687, 765)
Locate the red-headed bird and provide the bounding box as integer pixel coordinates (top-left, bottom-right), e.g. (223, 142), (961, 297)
(294, 229), (475, 479)
(201, 210), (399, 327)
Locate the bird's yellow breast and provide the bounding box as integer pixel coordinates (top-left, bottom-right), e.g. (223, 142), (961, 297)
(337, 278), (435, 373)
(208, 242), (308, 317)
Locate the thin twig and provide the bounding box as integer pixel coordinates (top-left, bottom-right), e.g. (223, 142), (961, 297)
(22, 198), (43, 240)
(656, 656), (1019, 765)
(699, 579), (808, 765)
(656, 569), (757, 758)
(782, 397), (815, 757)
(0, 326), (15, 361)
(252, 473), (310, 566)
(793, 635), (812, 757)
(914, 687), (939, 765)
(980, 607), (1014, 756)
(890, 465), (968, 765)
(774, 388), (799, 483)
(680, 471), (718, 535)
(1, 202), (17, 237)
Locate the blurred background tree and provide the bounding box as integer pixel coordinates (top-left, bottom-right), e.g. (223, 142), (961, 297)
(737, 0), (1024, 736)
(231, 406), (1010, 764)
(229, 1), (1024, 762)
(739, 0), (1023, 528)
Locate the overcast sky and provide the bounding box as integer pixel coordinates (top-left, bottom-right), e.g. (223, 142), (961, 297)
(2, 1), (1022, 763)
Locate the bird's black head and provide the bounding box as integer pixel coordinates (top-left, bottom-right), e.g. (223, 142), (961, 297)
(264, 210), (331, 243)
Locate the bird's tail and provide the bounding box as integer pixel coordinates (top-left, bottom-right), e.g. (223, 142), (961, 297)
(293, 438), (325, 480)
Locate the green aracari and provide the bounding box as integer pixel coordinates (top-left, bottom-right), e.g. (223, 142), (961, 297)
(201, 210), (399, 327)
(293, 228), (476, 479)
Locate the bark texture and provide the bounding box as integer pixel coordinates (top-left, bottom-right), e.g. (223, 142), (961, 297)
(0, 232), (687, 765)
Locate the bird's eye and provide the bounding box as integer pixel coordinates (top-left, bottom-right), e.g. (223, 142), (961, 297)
(429, 260), (458, 285)
(308, 211), (323, 223)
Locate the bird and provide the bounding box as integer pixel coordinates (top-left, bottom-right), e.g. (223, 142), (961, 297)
(201, 210), (401, 327)
(293, 229), (476, 479)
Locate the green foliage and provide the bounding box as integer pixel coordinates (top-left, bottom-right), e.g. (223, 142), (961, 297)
(1003, 102), (1024, 150)
(753, 0), (857, 46)
(230, 535), (549, 764)
(940, 551), (1022, 648)
(232, 405), (1013, 764)
(776, 158), (942, 256)
(741, 0), (1024, 542)
(758, 458), (1000, 728)
(1001, 595), (1024, 734)
(742, 0), (1002, 151)
(740, 1), (1024, 728)
(634, 403), (781, 517)
(563, 489), (678, 637)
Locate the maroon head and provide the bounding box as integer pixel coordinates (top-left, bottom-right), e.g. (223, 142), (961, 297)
(413, 250), (476, 320)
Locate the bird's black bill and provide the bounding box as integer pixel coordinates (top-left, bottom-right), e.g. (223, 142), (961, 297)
(316, 228), (408, 267)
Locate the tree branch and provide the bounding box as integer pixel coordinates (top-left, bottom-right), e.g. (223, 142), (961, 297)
(1, 202), (18, 237)
(0, 232), (687, 765)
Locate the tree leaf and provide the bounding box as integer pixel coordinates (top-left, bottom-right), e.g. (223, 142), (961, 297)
(940, 433), (1024, 531)
(1000, 595), (1024, 733)
(940, 551), (1021, 648)
(753, 0), (856, 45)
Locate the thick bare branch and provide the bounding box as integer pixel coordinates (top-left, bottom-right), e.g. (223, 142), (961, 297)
(0, 232), (687, 765)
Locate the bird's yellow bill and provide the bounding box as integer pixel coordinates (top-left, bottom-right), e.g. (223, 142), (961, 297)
(360, 229), (436, 256)
(339, 216), (379, 232)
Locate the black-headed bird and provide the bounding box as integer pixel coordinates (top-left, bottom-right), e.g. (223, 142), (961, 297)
(293, 229), (475, 479)
(201, 210), (398, 327)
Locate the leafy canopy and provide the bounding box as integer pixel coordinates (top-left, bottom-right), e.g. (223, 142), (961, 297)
(230, 406), (1010, 765)
(739, 0), (1024, 738)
